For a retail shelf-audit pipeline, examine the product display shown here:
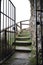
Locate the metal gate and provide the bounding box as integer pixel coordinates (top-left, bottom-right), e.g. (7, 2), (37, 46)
(35, 0), (43, 65)
(0, 0), (16, 63)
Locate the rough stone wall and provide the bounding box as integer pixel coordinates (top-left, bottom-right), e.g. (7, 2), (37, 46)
(29, 0), (41, 51)
(29, 0), (36, 50)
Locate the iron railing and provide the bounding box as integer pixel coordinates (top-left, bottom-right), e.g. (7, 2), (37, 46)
(0, 0), (16, 63)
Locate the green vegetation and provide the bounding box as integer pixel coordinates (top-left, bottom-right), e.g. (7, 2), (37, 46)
(7, 33), (15, 46)
(30, 47), (42, 65)
(7, 38), (14, 45)
(38, 49), (42, 65)
(29, 50), (36, 65)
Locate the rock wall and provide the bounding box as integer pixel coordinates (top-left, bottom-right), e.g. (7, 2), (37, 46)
(29, 0), (41, 51)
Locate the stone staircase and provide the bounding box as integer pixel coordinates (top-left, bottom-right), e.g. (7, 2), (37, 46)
(15, 30), (32, 52)
(2, 30), (32, 65)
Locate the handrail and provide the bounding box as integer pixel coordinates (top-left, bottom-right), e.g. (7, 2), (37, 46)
(16, 20), (29, 33)
(17, 22), (20, 24)
(1, 12), (15, 21)
(17, 23), (29, 25)
(9, 0), (15, 8)
(6, 30), (15, 33)
(0, 24), (15, 32)
(20, 20), (29, 22)
(16, 24), (21, 28)
(17, 20), (29, 24)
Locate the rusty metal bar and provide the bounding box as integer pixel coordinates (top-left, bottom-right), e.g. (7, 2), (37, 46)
(35, 0), (38, 65)
(20, 22), (22, 30)
(0, 0), (1, 61)
(40, 0), (43, 64)
(9, 0), (15, 8)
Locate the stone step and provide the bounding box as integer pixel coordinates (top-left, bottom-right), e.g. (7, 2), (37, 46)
(16, 40), (32, 43)
(15, 46), (32, 52)
(16, 37), (31, 41)
(15, 41), (32, 46)
(18, 34), (30, 37)
(14, 52), (31, 59)
(19, 32), (30, 34)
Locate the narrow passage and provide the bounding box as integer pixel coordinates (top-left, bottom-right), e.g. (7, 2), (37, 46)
(2, 52), (31, 65)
